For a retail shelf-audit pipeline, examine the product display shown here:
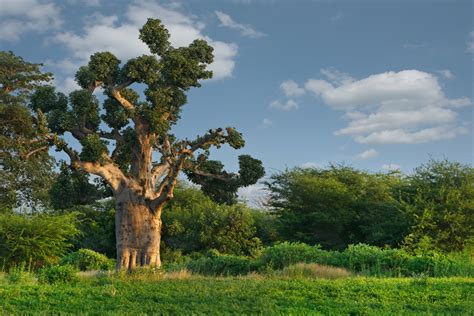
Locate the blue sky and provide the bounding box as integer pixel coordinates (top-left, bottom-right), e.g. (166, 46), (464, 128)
(1, 0), (473, 202)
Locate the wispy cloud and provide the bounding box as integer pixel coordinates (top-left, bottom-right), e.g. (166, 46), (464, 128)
(215, 10), (265, 38)
(354, 148), (379, 160)
(467, 31), (474, 53)
(402, 43), (425, 49)
(280, 80), (305, 97)
(330, 12), (344, 22)
(438, 69), (455, 80)
(270, 99), (298, 111)
(260, 118), (272, 128)
(301, 162), (320, 169)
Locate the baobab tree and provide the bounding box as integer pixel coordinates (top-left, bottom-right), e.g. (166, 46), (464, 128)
(21, 19), (264, 270)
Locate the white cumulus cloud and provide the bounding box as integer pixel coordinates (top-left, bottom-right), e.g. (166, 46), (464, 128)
(215, 11), (265, 38)
(52, 0), (238, 82)
(0, 0), (62, 41)
(305, 69), (471, 144)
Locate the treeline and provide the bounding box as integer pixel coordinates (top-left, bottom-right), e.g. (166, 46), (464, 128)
(0, 158), (472, 271)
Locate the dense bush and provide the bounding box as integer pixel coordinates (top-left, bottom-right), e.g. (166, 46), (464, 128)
(0, 212), (80, 269)
(38, 265), (78, 284)
(251, 210), (279, 245)
(186, 250), (254, 276)
(163, 187), (262, 256)
(59, 249), (115, 271)
(257, 242), (326, 270)
(6, 264), (36, 285)
(401, 160), (474, 253)
(267, 166), (410, 250)
(67, 203), (116, 258)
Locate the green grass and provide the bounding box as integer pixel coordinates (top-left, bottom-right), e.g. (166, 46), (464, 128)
(0, 275), (473, 314)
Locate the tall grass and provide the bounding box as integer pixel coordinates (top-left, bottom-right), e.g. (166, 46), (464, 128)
(275, 263), (351, 279)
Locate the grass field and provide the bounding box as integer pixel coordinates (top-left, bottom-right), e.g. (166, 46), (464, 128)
(0, 274), (473, 314)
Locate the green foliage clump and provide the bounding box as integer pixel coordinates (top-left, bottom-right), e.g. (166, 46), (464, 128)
(69, 90), (101, 131)
(49, 164), (109, 209)
(69, 203), (116, 258)
(401, 159), (474, 253)
(186, 154), (265, 205)
(139, 18), (170, 56)
(186, 250), (254, 276)
(163, 186), (262, 257)
(79, 134), (108, 163)
(101, 89), (137, 130)
(0, 212), (80, 269)
(257, 242), (328, 270)
(6, 263), (36, 285)
(59, 249), (114, 271)
(251, 210), (279, 245)
(37, 265), (78, 284)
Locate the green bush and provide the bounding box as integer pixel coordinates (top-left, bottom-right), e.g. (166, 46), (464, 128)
(59, 249), (115, 271)
(6, 264), (36, 285)
(0, 212), (80, 269)
(186, 250), (254, 276)
(38, 265), (78, 284)
(257, 242), (325, 270)
(254, 243), (473, 277)
(162, 187), (262, 257)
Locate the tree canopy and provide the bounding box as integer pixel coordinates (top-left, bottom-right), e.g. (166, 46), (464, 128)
(0, 51), (55, 211)
(23, 18), (264, 208)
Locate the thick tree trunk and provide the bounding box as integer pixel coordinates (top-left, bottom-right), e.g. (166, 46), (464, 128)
(115, 199), (162, 271)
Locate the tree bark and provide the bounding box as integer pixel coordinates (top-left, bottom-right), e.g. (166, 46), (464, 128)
(115, 196), (162, 271)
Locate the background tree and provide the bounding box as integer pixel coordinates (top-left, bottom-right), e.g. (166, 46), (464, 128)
(24, 19), (264, 270)
(0, 51), (55, 211)
(266, 166), (410, 249)
(401, 159), (474, 253)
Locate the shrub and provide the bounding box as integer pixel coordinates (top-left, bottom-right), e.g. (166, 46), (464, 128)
(346, 243), (385, 274)
(38, 265), (78, 284)
(276, 263), (351, 279)
(6, 264), (36, 285)
(186, 250), (254, 276)
(163, 187), (262, 257)
(0, 212), (80, 269)
(59, 249), (114, 271)
(257, 242), (325, 270)
(256, 243), (473, 277)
